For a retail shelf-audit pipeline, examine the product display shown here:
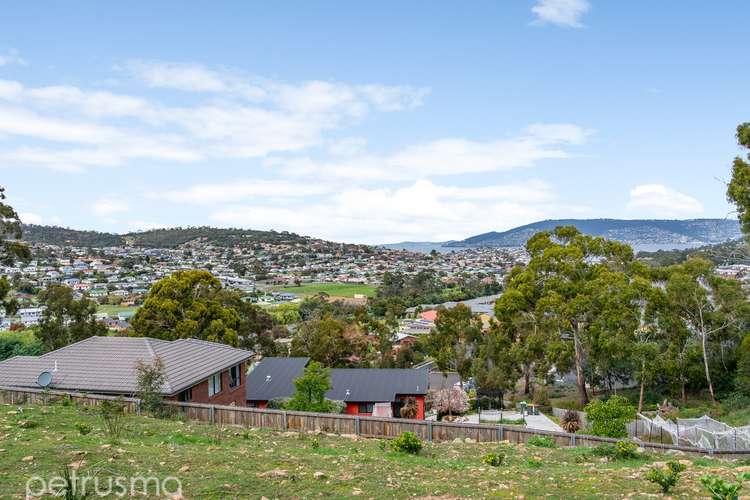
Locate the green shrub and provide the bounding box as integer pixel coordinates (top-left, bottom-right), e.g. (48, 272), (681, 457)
(700, 472), (750, 500)
(645, 461), (687, 493)
(99, 397), (126, 443)
(591, 440), (641, 460)
(378, 439), (388, 452)
(266, 397), (291, 409)
(526, 457), (543, 468)
(391, 432), (423, 455)
(527, 435), (556, 448)
(311, 438), (320, 450)
(74, 422), (92, 436)
(584, 396), (636, 438)
(483, 452), (505, 466)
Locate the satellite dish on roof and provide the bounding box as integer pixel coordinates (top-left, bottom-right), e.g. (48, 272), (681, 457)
(37, 371), (53, 388)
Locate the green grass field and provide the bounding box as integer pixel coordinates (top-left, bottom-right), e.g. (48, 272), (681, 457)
(96, 305), (139, 317)
(2, 401), (749, 498)
(276, 282), (376, 298)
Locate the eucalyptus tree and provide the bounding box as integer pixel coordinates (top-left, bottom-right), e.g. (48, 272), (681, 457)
(424, 303), (483, 385)
(0, 186), (31, 315)
(502, 226), (638, 406)
(727, 122), (750, 234)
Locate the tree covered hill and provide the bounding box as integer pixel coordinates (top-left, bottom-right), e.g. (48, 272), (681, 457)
(21, 224), (310, 248)
(450, 218), (742, 247)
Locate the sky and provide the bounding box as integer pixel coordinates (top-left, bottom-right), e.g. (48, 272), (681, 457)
(0, 0), (748, 244)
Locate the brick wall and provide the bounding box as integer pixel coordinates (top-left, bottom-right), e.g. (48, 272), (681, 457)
(172, 361), (247, 406)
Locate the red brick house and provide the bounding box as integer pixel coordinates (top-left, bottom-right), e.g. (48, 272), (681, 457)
(0, 336), (253, 406)
(246, 357), (428, 419)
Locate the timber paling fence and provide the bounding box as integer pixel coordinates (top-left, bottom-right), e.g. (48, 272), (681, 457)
(1, 386), (748, 458)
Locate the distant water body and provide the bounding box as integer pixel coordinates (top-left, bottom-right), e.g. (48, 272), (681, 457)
(383, 241), (706, 254)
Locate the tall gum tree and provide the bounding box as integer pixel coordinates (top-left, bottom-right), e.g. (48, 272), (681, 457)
(500, 226), (636, 406)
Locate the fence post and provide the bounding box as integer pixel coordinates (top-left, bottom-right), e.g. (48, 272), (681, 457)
(571, 433), (576, 446)
(135, 400), (141, 416)
(498, 425), (504, 442)
(355, 416), (361, 436)
(210, 405), (215, 425)
(282, 411), (288, 430)
(428, 421), (433, 442)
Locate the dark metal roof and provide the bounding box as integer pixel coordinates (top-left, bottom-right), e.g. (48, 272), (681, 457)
(245, 357), (309, 401)
(244, 357), (428, 403)
(328, 369), (428, 402)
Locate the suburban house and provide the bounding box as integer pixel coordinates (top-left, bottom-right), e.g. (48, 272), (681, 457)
(0, 336), (253, 406)
(246, 357), (428, 419)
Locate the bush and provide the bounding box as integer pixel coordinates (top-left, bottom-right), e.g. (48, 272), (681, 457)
(483, 452), (505, 466)
(532, 385), (550, 406)
(561, 410), (581, 433)
(527, 435), (556, 448)
(391, 432), (423, 455)
(74, 423), (92, 436)
(701, 472), (750, 500)
(584, 396), (636, 438)
(526, 457), (543, 468)
(99, 397), (127, 443)
(135, 357), (169, 417)
(591, 440), (641, 460)
(266, 397), (291, 409)
(645, 461), (687, 494)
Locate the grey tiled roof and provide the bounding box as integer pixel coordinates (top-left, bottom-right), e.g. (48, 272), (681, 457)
(0, 336), (253, 395)
(245, 357), (428, 402)
(245, 357), (310, 401)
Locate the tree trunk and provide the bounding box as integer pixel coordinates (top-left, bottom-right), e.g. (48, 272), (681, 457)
(523, 369), (531, 395)
(638, 360), (646, 413)
(573, 324), (589, 406)
(700, 330), (716, 404)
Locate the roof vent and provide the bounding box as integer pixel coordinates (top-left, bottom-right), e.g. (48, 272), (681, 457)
(53, 360), (58, 372)
(265, 375), (271, 382)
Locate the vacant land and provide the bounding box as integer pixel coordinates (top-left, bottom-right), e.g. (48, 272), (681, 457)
(96, 305), (139, 317)
(277, 283), (376, 298)
(2, 402), (749, 498)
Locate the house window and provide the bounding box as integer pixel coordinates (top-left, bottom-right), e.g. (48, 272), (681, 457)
(229, 364), (241, 389)
(178, 388), (192, 402)
(208, 373), (222, 397)
(358, 402), (374, 413)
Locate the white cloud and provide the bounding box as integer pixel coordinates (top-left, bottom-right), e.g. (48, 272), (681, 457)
(0, 49), (26, 66)
(273, 123), (591, 181)
(153, 179), (333, 205)
(531, 0), (590, 28)
(18, 212), (42, 224)
(209, 179), (585, 243)
(92, 199), (130, 217)
(0, 63), (429, 171)
(626, 184), (703, 217)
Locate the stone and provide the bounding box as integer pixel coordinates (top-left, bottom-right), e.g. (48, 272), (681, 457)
(314, 471), (326, 480)
(179, 465), (190, 473)
(21, 456), (34, 462)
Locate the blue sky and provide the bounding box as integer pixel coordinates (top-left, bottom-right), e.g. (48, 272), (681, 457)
(1, 0), (748, 243)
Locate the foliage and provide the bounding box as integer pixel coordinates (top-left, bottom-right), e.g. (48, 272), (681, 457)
(285, 361), (338, 413)
(591, 440), (640, 460)
(424, 304), (483, 383)
(527, 435), (556, 448)
(74, 422), (92, 436)
(0, 329), (42, 361)
(399, 397), (419, 419)
(431, 387), (469, 419)
(727, 122), (750, 235)
(290, 315), (365, 367)
(135, 357), (169, 417)
(99, 397), (127, 443)
(561, 410), (581, 433)
(482, 451), (505, 466)
(700, 472), (750, 500)
(37, 285), (107, 352)
(645, 461), (686, 494)
(584, 396), (636, 438)
(131, 270), (273, 350)
(266, 397), (292, 409)
(391, 432), (423, 455)
(736, 334), (750, 395)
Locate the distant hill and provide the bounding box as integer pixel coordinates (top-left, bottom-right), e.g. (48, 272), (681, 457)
(447, 218), (742, 248)
(638, 238), (750, 266)
(21, 225), (309, 248)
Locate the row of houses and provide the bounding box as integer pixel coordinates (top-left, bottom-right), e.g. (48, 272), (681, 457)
(0, 336), (433, 419)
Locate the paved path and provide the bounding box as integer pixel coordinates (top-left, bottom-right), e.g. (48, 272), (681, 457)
(460, 410), (564, 432)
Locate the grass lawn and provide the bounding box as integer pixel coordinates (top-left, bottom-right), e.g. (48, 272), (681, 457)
(2, 402), (750, 498)
(96, 304), (139, 317)
(276, 282), (377, 298)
